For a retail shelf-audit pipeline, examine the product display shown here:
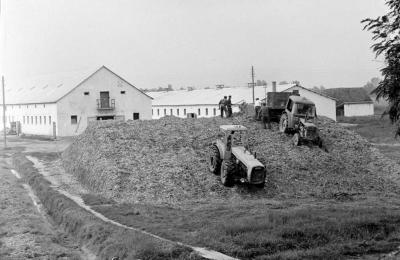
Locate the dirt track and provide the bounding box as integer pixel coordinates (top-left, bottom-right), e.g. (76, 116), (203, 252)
(0, 150), (84, 259)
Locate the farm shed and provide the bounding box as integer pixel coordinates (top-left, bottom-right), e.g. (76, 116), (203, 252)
(148, 84), (294, 119)
(323, 88), (374, 117)
(284, 85), (337, 121)
(0, 66), (152, 136)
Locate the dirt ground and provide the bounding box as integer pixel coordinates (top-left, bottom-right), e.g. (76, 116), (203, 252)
(0, 136), (95, 260)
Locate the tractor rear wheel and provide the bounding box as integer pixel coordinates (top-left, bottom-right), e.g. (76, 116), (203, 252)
(209, 145), (221, 175)
(220, 159), (235, 187)
(279, 114), (289, 133)
(293, 133), (300, 146)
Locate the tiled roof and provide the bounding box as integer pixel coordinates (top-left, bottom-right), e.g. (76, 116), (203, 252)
(323, 88), (373, 105)
(0, 65), (151, 104)
(148, 84), (295, 106)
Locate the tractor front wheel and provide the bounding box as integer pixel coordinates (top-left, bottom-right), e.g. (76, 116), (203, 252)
(220, 160), (235, 187)
(209, 145), (221, 175)
(279, 114), (289, 133)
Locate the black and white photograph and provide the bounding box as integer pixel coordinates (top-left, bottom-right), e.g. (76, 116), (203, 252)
(0, 0), (400, 259)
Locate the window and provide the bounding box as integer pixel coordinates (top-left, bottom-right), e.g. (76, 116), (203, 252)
(35, 116), (37, 125)
(84, 92), (90, 95)
(198, 108), (201, 116)
(287, 100), (293, 112)
(177, 109), (179, 116)
(120, 91), (126, 94)
(71, 115), (78, 124)
(39, 116), (42, 124)
(170, 108), (173, 115)
(152, 109), (153, 116)
(35, 104), (37, 108)
(157, 109), (160, 116)
(164, 109), (166, 115)
(43, 104), (46, 108)
(213, 108), (216, 116)
(133, 113), (140, 120)
(206, 108), (208, 116)
(23, 116), (25, 124)
(44, 116), (46, 124)
(184, 109), (186, 115)
(49, 116), (51, 124)
(31, 116), (33, 124)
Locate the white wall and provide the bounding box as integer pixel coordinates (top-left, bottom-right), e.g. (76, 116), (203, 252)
(57, 67), (152, 136)
(0, 103), (57, 135)
(284, 86), (337, 121)
(152, 104), (239, 119)
(344, 103), (374, 117)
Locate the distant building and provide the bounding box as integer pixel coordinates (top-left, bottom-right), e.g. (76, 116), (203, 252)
(323, 88), (374, 117)
(0, 66), (152, 136)
(149, 84), (338, 121)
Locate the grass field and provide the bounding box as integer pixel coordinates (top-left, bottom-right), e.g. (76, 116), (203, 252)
(87, 195), (400, 260)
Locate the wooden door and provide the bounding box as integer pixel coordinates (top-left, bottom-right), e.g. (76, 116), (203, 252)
(100, 91), (109, 108)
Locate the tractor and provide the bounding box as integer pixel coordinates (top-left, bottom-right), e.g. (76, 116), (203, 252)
(208, 125), (266, 187)
(279, 95), (323, 147)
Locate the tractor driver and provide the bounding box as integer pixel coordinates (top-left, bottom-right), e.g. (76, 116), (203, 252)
(260, 102), (271, 130)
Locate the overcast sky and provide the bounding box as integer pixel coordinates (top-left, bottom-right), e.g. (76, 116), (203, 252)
(0, 0), (388, 89)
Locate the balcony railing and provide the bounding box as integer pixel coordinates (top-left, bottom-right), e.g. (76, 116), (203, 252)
(97, 98), (115, 110)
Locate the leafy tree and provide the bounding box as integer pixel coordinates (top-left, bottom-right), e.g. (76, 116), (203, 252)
(362, 1), (400, 135)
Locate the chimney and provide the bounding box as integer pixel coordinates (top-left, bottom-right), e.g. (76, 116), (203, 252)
(272, 81), (277, 92)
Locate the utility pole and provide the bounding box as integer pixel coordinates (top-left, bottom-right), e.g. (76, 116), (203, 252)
(2, 76), (6, 149)
(251, 66), (255, 104)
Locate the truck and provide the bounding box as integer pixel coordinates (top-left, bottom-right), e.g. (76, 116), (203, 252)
(262, 92), (293, 122)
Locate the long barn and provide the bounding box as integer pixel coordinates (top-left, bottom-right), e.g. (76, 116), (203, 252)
(0, 66), (153, 136)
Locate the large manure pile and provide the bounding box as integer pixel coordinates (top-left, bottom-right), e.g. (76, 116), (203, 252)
(62, 116), (400, 205)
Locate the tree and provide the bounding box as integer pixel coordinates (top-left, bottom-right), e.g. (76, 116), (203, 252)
(363, 77), (381, 94)
(279, 81), (288, 85)
(362, 1), (400, 135)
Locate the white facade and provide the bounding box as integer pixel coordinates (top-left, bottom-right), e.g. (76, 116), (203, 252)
(152, 104), (239, 119)
(343, 103), (374, 117)
(1, 66), (152, 136)
(0, 103), (57, 136)
(284, 85), (337, 121)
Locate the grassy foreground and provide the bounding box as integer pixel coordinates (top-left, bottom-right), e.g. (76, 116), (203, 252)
(86, 195), (400, 260)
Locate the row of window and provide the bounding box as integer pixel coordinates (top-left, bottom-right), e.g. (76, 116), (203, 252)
(152, 107), (217, 117)
(22, 115), (52, 125)
(83, 91), (125, 95)
(6, 104), (47, 109)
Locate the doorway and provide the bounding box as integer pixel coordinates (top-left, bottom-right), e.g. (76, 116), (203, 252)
(96, 115), (115, 120)
(100, 91), (110, 108)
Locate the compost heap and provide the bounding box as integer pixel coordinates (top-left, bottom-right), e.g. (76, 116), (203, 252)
(62, 116), (400, 205)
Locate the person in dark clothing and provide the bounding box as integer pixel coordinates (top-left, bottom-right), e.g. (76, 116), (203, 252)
(254, 98), (261, 120)
(219, 96), (227, 118)
(260, 102), (271, 129)
(226, 95), (232, 117)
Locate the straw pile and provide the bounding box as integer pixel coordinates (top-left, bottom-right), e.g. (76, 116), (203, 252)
(62, 115), (400, 205)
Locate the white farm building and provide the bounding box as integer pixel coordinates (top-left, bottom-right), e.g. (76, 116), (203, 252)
(149, 84), (337, 121)
(0, 66), (152, 136)
(323, 88), (374, 117)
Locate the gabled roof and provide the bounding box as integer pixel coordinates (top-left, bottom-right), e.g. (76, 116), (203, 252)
(323, 87), (373, 106)
(148, 84), (295, 106)
(1, 65), (152, 105)
(284, 85), (337, 101)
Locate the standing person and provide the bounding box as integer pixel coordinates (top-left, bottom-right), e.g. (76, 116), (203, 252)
(219, 96), (227, 118)
(254, 98), (261, 120)
(226, 95), (232, 117)
(260, 102), (271, 129)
